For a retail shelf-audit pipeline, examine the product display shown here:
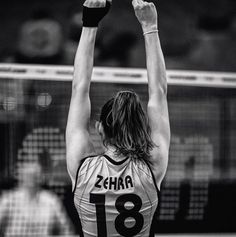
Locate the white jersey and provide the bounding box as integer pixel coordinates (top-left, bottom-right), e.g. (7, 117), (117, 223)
(73, 154), (159, 237)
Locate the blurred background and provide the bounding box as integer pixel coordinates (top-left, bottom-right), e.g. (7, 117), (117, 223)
(0, 0), (236, 71)
(0, 0), (236, 236)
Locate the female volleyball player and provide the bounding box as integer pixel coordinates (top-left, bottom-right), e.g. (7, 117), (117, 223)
(66, 0), (170, 236)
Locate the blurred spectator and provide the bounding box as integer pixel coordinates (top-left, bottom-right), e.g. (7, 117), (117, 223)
(0, 162), (74, 236)
(185, 13), (236, 72)
(16, 9), (63, 64)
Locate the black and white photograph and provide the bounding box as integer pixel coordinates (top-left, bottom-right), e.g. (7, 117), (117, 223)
(0, 0), (236, 236)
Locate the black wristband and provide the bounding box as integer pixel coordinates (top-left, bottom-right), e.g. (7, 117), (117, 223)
(82, 1), (111, 27)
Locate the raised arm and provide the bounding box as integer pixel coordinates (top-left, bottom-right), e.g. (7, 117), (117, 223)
(132, 0), (170, 189)
(66, 0), (111, 186)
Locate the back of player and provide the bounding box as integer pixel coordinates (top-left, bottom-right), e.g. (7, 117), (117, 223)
(66, 1), (170, 237)
(74, 154), (158, 237)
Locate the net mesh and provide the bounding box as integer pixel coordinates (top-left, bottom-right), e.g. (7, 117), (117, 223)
(0, 64), (236, 235)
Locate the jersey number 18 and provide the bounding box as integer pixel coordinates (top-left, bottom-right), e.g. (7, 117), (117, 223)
(90, 193), (144, 237)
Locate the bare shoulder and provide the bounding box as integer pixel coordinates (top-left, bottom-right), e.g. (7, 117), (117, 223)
(149, 137), (170, 189)
(66, 130), (95, 185)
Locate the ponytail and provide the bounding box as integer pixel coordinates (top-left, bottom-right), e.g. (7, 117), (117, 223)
(100, 91), (155, 161)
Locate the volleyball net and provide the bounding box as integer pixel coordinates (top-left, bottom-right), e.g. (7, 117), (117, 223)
(0, 63), (236, 235)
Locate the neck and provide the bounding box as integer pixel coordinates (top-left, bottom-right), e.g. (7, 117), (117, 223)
(105, 145), (126, 160)
(105, 145), (116, 154)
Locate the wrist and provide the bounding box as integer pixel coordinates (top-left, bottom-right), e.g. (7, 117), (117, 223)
(82, 2), (111, 27)
(142, 24), (158, 33)
(81, 27), (98, 38)
(82, 26), (98, 30)
(82, 27), (98, 35)
(143, 29), (159, 36)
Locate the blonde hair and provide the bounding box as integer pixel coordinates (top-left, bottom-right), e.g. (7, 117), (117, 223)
(100, 91), (155, 161)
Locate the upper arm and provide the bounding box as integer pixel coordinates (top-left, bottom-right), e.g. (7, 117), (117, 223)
(66, 85), (95, 186)
(148, 88), (170, 189)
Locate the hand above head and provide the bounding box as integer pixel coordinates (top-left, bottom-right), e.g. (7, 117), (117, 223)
(83, 0), (112, 27)
(132, 0), (158, 32)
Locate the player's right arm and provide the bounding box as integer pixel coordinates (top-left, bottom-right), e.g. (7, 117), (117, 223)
(132, 0), (170, 190)
(66, 0), (111, 188)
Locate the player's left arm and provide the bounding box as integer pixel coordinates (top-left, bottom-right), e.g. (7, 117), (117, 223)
(132, 0), (170, 189)
(66, 0), (111, 187)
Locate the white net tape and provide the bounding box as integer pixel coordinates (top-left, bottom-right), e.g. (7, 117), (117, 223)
(0, 63), (236, 87)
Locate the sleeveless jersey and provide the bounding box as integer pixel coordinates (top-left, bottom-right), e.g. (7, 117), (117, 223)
(73, 154), (159, 237)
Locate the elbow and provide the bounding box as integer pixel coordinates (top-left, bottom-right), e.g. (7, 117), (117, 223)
(149, 83), (167, 98)
(159, 81), (168, 96)
(72, 82), (80, 92)
(148, 73), (168, 96)
(161, 73), (168, 95)
(72, 80), (89, 94)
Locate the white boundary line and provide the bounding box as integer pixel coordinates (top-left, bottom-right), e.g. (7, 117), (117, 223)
(0, 63), (236, 88)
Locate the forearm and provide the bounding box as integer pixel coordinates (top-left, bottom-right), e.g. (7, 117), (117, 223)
(144, 31), (167, 97)
(73, 27), (97, 92)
